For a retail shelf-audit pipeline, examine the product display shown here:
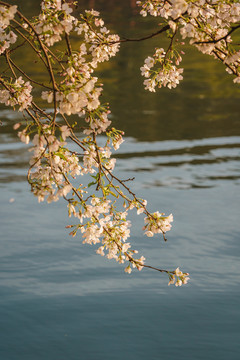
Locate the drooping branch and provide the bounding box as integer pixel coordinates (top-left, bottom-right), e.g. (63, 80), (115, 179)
(0, 0), (194, 286)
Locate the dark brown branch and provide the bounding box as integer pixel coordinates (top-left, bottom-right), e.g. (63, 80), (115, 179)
(65, 33), (72, 56)
(119, 25), (170, 43)
(4, 51), (17, 78)
(194, 24), (240, 45)
(7, 56), (53, 90)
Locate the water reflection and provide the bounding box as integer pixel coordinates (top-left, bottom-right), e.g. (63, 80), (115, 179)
(1, 106), (240, 190)
(117, 137), (240, 189)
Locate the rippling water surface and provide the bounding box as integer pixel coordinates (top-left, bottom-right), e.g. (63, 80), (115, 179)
(1, 1), (240, 360)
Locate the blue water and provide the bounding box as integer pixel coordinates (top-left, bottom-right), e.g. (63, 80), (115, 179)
(1, 131), (240, 360)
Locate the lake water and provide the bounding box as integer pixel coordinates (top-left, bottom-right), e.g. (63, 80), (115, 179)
(0, 1), (240, 360)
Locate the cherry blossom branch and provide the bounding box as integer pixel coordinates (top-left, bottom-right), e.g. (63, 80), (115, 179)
(0, 0), (194, 286)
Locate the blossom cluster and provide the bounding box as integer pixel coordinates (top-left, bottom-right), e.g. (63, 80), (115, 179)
(0, 77), (32, 111)
(140, 47), (183, 91)
(21, 126), (82, 203)
(34, 0), (76, 46)
(76, 10), (120, 67)
(168, 267), (190, 287)
(37, 5), (120, 136)
(68, 196), (147, 274)
(137, 0), (240, 86)
(0, 4), (17, 54)
(34, 1), (120, 65)
(41, 44), (112, 135)
(143, 212), (173, 237)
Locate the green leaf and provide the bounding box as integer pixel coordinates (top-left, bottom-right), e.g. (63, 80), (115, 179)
(109, 190), (118, 198)
(88, 181), (96, 188)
